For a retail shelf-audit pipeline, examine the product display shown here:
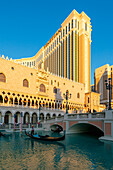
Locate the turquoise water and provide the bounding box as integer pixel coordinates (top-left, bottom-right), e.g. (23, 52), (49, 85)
(0, 132), (113, 169)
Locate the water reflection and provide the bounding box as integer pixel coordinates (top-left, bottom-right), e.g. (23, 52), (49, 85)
(0, 132), (113, 169)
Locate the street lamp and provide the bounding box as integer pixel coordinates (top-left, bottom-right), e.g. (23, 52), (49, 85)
(63, 90), (71, 114)
(105, 68), (113, 110)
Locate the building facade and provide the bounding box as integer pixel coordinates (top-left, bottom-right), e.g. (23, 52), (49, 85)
(14, 10), (92, 93)
(0, 57), (85, 124)
(0, 10), (104, 126)
(94, 64), (113, 108)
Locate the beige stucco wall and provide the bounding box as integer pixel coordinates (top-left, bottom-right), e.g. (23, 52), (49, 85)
(0, 58), (85, 108)
(0, 58), (36, 94)
(47, 73), (85, 105)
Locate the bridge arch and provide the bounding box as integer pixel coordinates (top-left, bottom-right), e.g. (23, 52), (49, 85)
(68, 122), (104, 137)
(50, 124), (63, 132)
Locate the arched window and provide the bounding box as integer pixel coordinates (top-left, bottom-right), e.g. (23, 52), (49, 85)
(0, 73), (6, 82)
(23, 79), (29, 87)
(51, 80), (53, 85)
(88, 97), (89, 103)
(53, 87), (57, 94)
(77, 93), (80, 98)
(39, 84), (46, 93)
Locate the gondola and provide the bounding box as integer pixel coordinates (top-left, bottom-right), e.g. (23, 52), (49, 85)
(51, 128), (63, 133)
(25, 131), (65, 141)
(0, 132), (5, 137)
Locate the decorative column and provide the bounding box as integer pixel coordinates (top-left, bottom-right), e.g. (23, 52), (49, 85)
(21, 112), (23, 133)
(30, 116), (32, 124)
(2, 115), (4, 123)
(14, 114), (15, 131)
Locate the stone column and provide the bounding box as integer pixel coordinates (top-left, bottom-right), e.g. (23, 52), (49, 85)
(2, 115), (4, 123)
(30, 116), (32, 124)
(3, 98), (4, 106)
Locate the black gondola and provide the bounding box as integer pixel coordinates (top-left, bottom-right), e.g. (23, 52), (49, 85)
(51, 128), (63, 133)
(25, 131), (65, 141)
(0, 132), (5, 137)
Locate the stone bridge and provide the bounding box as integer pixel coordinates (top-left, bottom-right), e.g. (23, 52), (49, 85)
(43, 110), (113, 140)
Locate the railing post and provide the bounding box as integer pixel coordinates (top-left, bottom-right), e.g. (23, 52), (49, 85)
(77, 114), (79, 119)
(88, 113), (92, 119)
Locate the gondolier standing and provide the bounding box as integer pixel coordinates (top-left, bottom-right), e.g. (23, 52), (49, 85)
(31, 125), (34, 136)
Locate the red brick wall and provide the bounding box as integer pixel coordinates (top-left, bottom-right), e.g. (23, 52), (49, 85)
(88, 121), (103, 131)
(69, 121), (78, 128)
(50, 122), (66, 130)
(105, 123), (111, 136)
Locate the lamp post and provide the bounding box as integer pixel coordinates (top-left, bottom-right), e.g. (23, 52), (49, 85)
(105, 68), (113, 110)
(63, 90), (71, 114)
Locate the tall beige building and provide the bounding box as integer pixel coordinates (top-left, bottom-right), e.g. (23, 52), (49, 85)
(95, 64), (113, 107)
(14, 10), (92, 93)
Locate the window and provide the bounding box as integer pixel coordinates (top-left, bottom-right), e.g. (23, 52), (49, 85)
(23, 79), (29, 87)
(53, 87), (57, 94)
(68, 23), (70, 32)
(85, 23), (87, 31)
(77, 93), (80, 98)
(39, 84), (46, 93)
(61, 31), (62, 39)
(11, 67), (14, 70)
(63, 29), (65, 37)
(72, 19), (73, 28)
(0, 73), (6, 82)
(57, 38), (58, 45)
(88, 97), (89, 103)
(30, 62), (31, 67)
(51, 80), (53, 85)
(55, 40), (56, 47)
(66, 26), (67, 34)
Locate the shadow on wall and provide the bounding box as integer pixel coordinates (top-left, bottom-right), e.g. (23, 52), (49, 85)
(54, 87), (63, 109)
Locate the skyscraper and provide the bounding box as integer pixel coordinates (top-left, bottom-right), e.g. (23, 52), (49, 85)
(15, 10), (92, 93)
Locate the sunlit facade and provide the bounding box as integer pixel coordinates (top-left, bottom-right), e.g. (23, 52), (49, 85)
(95, 64), (113, 108)
(14, 10), (92, 93)
(0, 10), (103, 126)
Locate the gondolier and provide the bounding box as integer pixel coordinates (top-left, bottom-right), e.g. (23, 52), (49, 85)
(31, 125), (34, 136)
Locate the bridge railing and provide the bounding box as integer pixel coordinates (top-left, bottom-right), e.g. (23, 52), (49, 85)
(92, 112), (105, 118)
(67, 112), (105, 119)
(68, 114), (77, 119)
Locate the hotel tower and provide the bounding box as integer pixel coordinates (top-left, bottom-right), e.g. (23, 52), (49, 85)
(15, 10), (92, 93)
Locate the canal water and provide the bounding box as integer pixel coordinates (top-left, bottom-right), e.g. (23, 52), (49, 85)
(0, 132), (113, 169)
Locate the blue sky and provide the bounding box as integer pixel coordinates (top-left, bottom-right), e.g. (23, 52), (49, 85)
(0, 0), (113, 84)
